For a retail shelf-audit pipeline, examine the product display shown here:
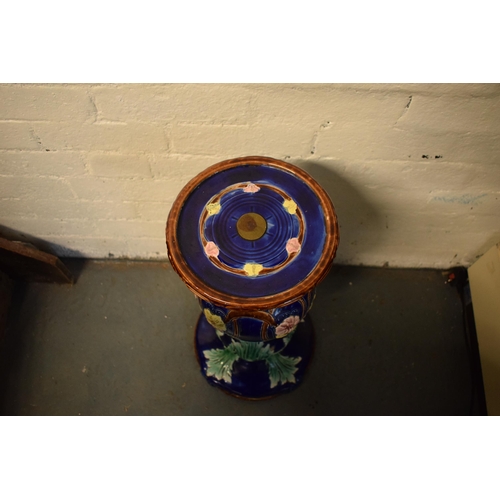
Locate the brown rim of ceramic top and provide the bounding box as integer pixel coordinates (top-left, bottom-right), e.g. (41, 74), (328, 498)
(166, 156), (339, 310)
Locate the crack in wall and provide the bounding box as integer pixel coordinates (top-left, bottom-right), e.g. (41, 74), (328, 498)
(144, 153), (156, 179)
(79, 151), (91, 176)
(309, 121), (332, 156)
(61, 178), (79, 199)
(88, 94), (99, 123)
(394, 95), (413, 125)
(28, 128), (43, 149)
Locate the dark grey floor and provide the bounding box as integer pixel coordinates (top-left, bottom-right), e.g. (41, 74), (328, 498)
(0, 260), (475, 415)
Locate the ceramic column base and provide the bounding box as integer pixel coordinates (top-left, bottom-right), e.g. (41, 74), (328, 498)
(195, 312), (315, 400)
(167, 157), (339, 402)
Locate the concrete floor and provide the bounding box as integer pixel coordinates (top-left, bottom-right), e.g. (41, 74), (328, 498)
(0, 260), (476, 415)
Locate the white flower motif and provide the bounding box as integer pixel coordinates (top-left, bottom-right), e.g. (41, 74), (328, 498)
(275, 315), (300, 338)
(243, 183), (260, 193)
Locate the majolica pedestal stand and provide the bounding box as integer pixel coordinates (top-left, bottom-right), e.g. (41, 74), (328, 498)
(166, 156), (339, 399)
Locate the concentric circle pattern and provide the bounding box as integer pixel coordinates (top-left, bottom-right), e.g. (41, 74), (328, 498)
(171, 160), (337, 301)
(236, 213), (267, 241)
(202, 183), (302, 274)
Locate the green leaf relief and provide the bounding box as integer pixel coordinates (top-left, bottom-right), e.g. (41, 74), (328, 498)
(203, 339), (302, 388)
(204, 347), (239, 384)
(233, 341), (271, 361)
(267, 353), (302, 389)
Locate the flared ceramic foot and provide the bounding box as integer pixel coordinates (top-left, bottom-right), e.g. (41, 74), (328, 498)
(195, 313), (314, 400)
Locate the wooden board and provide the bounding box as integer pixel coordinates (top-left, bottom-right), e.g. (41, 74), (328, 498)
(468, 243), (500, 416)
(0, 270), (13, 341)
(0, 237), (73, 284)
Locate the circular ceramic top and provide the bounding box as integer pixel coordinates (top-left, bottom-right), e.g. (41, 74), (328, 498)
(166, 156), (339, 309)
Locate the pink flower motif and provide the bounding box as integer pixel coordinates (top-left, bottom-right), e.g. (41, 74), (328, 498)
(275, 315), (300, 338)
(243, 182), (260, 193)
(286, 237), (301, 254)
(204, 241), (219, 258)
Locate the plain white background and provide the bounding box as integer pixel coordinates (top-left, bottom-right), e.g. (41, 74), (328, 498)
(1, 1), (497, 498)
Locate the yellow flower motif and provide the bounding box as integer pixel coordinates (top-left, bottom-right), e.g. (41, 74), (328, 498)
(206, 202), (221, 216)
(283, 199), (297, 215)
(243, 263), (264, 276)
(203, 309), (226, 331)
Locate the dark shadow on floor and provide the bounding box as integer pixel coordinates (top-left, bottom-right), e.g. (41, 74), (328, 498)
(0, 280), (31, 411)
(0, 260), (482, 416)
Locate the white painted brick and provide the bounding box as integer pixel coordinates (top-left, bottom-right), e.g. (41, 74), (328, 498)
(379, 211), (480, 240)
(295, 160), (424, 218)
(61, 200), (138, 220)
(328, 83), (500, 98)
(0, 199), (138, 220)
(88, 153), (152, 178)
(0, 176), (75, 200)
(297, 159), (499, 221)
(338, 226), (491, 268)
(0, 122), (40, 150)
(149, 154), (219, 178)
(426, 191), (500, 218)
(0, 200), (37, 218)
(15, 230), (168, 261)
(170, 123), (313, 157)
(248, 86), (409, 127)
(0, 84), (94, 121)
(309, 160), (498, 198)
(133, 201), (171, 222)
(42, 236), (168, 259)
(0, 217), (94, 237)
(403, 163), (498, 195)
(68, 177), (187, 203)
(0, 151), (86, 177)
(293, 158), (500, 268)
(315, 123), (500, 165)
(0, 83), (498, 268)
(396, 94), (500, 135)
(381, 225), (490, 254)
(93, 84), (253, 124)
(346, 245), (451, 269)
(93, 220), (165, 239)
(36, 236), (129, 258)
(35, 122), (168, 152)
(126, 238), (167, 259)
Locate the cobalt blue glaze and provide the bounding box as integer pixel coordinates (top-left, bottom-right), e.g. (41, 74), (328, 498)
(177, 164), (327, 297)
(204, 186), (300, 269)
(195, 313), (314, 400)
(167, 157), (339, 400)
(198, 289), (316, 342)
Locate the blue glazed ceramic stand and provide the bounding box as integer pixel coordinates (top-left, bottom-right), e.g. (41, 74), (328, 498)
(195, 313), (315, 400)
(166, 157), (339, 400)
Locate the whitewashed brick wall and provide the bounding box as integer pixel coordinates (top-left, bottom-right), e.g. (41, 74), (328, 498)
(0, 83), (499, 268)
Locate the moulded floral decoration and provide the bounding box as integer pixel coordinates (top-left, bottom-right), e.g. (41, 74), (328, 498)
(206, 202), (221, 216)
(275, 315), (300, 338)
(242, 182), (260, 193)
(203, 340), (301, 388)
(286, 237), (301, 254)
(283, 199), (297, 215)
(204, 241), (220, 258)
(203, 309), (226, 331)
(243, 263), (264, 277)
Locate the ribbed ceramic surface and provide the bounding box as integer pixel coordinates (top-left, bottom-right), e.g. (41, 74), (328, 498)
(168, 159), (338, 305)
